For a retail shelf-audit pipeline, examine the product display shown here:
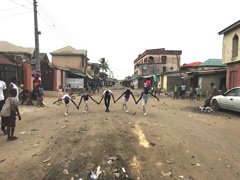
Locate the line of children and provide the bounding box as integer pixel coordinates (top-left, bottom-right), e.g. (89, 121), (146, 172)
(53, 88), (160, 116)
(115, 89), (136, 113)
(78, 88), (98, 113)
(53, 93), (78, 115)
(136, 88), (159, 116)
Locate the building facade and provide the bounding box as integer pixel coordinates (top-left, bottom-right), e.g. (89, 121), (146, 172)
(133, 48), (182, 76)
(51, 46), (88, 73)
(219, 20), (240, 89)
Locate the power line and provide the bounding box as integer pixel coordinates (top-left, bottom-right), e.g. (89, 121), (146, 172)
(38, 9), (77, 46)
(9, 0), (32, 10)
(38, 13), (70, 44)
(0, 11), (31, 19)
(0, 4), (32, 12)
(38, 1), (82, 48)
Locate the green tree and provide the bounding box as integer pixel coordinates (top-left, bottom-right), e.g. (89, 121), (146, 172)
(99, 57), (110, 74)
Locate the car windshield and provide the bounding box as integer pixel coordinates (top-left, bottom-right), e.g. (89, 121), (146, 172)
(225, 88), (239, 96)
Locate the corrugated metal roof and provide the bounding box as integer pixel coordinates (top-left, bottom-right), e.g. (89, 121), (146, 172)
(198, 59), (226, 67)
(0, 56), (17, 66)
(181, 62), (202, 67)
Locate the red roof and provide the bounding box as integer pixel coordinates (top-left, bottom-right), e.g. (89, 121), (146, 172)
(0, 57), (17, 66)
(181, 62), (202, 68)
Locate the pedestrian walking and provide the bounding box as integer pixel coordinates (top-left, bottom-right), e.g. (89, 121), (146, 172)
(195, 85), (202, 101)
(53, 94), (78, 115)
(115, 89), (137, 113)
(136, 88), (159, 116)
(98, 90), (115, 112)
(0, 75), (7, 134)
(78, 88), (98, 113)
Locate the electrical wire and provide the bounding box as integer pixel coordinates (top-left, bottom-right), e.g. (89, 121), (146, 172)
(9, 0), (32, 10)
(0, 11), (31, 19)
(38, 12), (70, 44)
(38, 1), (82, 48)
(0, 4), (32, 12)
(38, 9), (77, 47)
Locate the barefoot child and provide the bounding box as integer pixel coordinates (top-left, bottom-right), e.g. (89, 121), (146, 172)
(78, 88), (98, 113)
(0, 88), (21, 141)
(115, 89), (137, 113)
(98, 90), (115, 112)
(53, 94), (78, 115)
(136, 88), (159, 116)
(57, 85), (63, 103)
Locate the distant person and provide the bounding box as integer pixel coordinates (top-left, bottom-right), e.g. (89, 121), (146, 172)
(77, 88), (98, 113)
(0, 75), (7, 134)
(180, 83), (186, 99)
(2, 88), (21, 141)
(115, 89), (137, 113)
(98, 89), (115, 112)
(195, 85), (202, 101)
(173, 84), (179, 100)
(53, 93), (78, 115)
(8, 77), (19, 101)
(189, 85), (194, 101)
(136, 88), (159, 116)
(157, 83), (161, 96)
(33, 77), (41, 90)
(221, 84), (227, 95)
(38, 83), (44, 95)
(200, 82), (218, 111)
(57, 85), (63, 103)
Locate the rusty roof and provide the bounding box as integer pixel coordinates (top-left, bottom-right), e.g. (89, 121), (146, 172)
(0, 56), (17, 66)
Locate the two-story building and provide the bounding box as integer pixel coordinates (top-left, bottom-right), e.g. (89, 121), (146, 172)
(134, 48), (182, 76)
(50, 46), (89, 90)
(219, 20), (240, 89)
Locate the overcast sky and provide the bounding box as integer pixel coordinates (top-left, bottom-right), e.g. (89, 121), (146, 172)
(1, 0), (239, 79)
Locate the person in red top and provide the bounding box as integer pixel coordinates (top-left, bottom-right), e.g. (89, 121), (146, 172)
(33, 77), (41, 90)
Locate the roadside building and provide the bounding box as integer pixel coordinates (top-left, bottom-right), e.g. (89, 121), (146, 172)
(133, 48), (182, 89)
(185, 59), (226, 95)
(50, 46), (90, 90)
(219, 20), (240, 89)
(0, 56), (18, 86)
(134, 48), (182, 76)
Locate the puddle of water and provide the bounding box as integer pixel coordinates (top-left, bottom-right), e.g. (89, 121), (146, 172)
(133, 122), (150, 148)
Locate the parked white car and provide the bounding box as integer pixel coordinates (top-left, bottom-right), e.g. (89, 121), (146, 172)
(211, 87), (240, 112)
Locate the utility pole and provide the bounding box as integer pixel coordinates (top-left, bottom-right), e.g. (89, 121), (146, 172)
(33, 0), (40, 70)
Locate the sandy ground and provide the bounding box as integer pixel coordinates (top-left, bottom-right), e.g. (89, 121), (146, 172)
(0, 86), (240, 180)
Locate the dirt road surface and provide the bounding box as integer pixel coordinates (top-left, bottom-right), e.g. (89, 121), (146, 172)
(0, 86), (240, 180)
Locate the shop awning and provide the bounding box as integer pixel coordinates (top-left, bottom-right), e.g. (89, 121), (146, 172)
(132, 75), (139, 80)
(70, 70), (87, 77)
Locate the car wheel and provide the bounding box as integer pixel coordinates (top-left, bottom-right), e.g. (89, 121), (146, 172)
(212, 100), (220, 111)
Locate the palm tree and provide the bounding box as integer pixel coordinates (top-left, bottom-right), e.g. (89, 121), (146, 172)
(99, 57), (110, 74)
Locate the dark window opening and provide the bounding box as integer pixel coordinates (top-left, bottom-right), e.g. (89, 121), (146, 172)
(232, 34), (238, 58)
(163, 66), (166, 72)
(82, 59), (84, 68)
(148, 56), (154, 62)
(162, 56), (167, 64)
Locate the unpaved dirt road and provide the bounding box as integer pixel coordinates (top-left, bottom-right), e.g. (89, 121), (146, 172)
(0, 86), (240, 180)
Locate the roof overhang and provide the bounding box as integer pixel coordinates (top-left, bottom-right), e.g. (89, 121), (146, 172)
(218, 20), (240, 35)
